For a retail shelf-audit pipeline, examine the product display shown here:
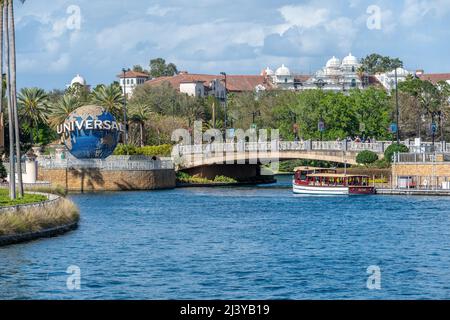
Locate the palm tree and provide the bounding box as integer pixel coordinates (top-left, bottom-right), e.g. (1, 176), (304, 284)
(0, 1), (3, 150)
(90, 84), (124, 119)
(8, 0), (23, 197)
(2, 0), (15, 199)
(48, 94), (81, 128)
(17, 87), (49, 143)
(129, 103), (151, 147)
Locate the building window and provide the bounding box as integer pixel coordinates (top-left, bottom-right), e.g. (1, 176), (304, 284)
(352, 66), (355, 72)
(285, 78), (288, 83)
(351, 79), (356, 87)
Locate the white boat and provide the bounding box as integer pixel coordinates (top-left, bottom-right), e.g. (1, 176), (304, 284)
(293, 183), (349, 195)
(292, 167), (375, 196)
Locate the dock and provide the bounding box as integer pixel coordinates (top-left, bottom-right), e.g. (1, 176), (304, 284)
(377, 189), (450, 196)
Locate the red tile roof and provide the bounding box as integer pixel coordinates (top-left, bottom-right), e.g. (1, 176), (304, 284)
(419, 73), (450, 84)
(118, 71), (150, 79)
(293, 75), (312, 82)
(145, 73), (274, 92)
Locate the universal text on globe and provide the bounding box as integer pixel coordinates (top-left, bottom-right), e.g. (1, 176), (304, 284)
(57, 119), (124, 136)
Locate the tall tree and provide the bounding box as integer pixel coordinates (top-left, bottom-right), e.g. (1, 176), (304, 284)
(359, 53), (403, 74)
(17, 87), (49, 143)
(0, 1), (3, 149)
(8, 0), (23, 196)
(3, 0), (15, 198)
(149, 58), (178, 78)
(132, 65), (148, 74)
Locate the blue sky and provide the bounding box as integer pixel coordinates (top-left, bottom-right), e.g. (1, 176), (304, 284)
(15, 0), (450, 90)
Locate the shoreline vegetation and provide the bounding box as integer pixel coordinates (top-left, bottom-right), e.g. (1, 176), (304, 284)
(176, 172), (237, 185)
(0, 188), (80, 244)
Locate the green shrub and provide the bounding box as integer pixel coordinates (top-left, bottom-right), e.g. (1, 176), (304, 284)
(176, 172), (237, 184)
(113, 144), (172, 157)
(370, 159), (391, 169)
(176, 172), (210, 184)
(384, 143), (409, 163)
(113, 144), (139, 155)
(139, 145), (172, 157)
(356, 150), (379, 166)
(213, 175), (237, 183)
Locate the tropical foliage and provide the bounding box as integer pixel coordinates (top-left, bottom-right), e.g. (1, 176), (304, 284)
(90, 83), (123, 119)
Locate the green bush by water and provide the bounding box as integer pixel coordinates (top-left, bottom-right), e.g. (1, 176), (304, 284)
(176, 172), (237, 184)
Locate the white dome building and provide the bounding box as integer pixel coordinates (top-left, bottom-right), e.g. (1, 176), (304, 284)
(275, 64), (291, 77)
(70, 74), (87, 87)
(326, 56), (341, 69)
(274, 64), (294, 88)
(305, 53), (364, 92)
(342, 53), (358, 66)
(325, 56), (342, 76)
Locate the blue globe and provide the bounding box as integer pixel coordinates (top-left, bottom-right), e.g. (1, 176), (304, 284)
(63, 105), (120, 159)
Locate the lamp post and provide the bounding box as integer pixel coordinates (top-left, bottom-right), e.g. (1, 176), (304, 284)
(394, 67), (400, 144)
(431, 113), (438, 151)
(122, 68), (129, 145)
(251, 110), (261, 126)
(318, 117), (325, 146)
(220, 72), (227, 137)
(288, 110), (298, 140)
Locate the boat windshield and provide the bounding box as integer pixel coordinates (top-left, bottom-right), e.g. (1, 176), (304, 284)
(305, 174), (370, 187)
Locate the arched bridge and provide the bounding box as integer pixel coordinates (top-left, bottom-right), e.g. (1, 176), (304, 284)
(173, 140), (390, 169)
(171, 140), (448, 182)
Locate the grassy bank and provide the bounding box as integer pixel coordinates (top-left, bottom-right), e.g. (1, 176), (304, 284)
(0, 189), (48, 207)
(0, 198), (79, 237)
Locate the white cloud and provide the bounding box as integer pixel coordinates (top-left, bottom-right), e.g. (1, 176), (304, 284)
(269, 3), (358, 57)
(49, 53), (70, 72)
(146, 5), (178, 17)
(401, 0), (450, 26)
(278, 5), (330, 30)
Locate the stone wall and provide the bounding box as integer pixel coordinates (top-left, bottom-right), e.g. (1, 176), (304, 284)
(392, 163), (450, 187)
(393, 163), (450, 177)
(38, 168), (176, 192)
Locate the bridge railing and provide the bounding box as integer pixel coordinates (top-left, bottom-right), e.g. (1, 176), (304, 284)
(175, 140), (450, 157)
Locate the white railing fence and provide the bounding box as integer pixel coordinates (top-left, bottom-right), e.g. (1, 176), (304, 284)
(38, 156), (174, 171)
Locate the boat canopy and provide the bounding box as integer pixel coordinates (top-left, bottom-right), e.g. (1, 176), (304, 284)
(293, 166), (336, 172)
(307, 173), (369, 178)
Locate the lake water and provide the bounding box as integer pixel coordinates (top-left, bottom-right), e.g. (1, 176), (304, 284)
(1, 175), (450, 300)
